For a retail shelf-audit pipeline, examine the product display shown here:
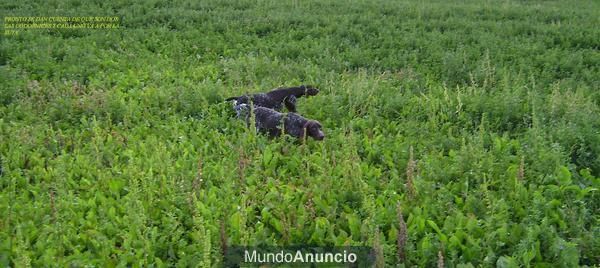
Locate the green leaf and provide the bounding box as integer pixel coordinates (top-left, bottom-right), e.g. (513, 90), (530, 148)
(556, 166), (572, 186)
(420, 236), (432, 252)
(346, 213), (361, 239)
(496, 256), (518, 268)
(270, 218), (284, 234)
(230, 212), (241, 230)
(263, 147), (273, 167)
(427, 220), (442, 234)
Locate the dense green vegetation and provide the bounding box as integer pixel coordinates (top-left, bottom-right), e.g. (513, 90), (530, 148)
(1, 0), (599, 266)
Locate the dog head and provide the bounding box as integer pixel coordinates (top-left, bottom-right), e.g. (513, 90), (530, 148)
(304, 120), (325, 140)
(302, 85), (320, 96)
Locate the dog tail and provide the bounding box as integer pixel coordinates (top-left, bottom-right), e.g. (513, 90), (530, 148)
(225, 96), (238, 101)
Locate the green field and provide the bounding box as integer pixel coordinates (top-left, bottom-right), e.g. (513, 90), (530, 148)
(1, 0), (599, 266)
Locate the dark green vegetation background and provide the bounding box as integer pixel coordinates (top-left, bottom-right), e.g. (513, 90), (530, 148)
(1, 0), (599, 266)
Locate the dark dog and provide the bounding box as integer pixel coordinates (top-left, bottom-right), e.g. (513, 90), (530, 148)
(251, 107), (325, 140)
(226, 85), (319, 113)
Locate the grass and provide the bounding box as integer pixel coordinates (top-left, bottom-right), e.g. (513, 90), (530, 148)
(1, 0), (599, 266)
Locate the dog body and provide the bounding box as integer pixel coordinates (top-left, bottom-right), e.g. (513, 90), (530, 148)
(227, 85), (319, 113)
(252, 107), (325, 140)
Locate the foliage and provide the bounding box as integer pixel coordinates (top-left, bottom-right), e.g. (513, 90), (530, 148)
(1, 0), (599, 266)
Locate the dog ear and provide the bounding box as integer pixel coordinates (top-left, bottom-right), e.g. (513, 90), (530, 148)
(307, 121), (321, 129)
